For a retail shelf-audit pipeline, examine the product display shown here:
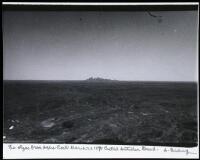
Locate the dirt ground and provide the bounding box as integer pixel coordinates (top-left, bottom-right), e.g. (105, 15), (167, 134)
(3, 81), (198, 147)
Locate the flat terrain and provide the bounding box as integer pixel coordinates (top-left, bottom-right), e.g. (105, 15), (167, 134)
(3, 80), (198, 147)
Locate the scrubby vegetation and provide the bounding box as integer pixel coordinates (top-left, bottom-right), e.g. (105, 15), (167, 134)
(3, 80), (197, 146)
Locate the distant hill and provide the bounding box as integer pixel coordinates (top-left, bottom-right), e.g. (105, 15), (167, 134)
(85, 77), (118, 82)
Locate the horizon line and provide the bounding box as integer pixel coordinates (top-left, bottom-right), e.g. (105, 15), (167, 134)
(3, 79), (198, 83)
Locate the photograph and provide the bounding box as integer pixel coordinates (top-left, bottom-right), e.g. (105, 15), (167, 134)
(3, 2), (198, 149)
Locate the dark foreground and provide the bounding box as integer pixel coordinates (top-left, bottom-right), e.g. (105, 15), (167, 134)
(3, 80), (198, 147)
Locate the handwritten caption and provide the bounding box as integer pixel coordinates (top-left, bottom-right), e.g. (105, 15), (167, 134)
(7, 144), (197, 156)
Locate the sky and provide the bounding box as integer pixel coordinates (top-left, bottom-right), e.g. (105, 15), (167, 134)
(3, 10), (198, 81)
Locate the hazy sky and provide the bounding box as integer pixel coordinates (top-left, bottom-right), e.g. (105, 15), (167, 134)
(3, 11), (198, 81)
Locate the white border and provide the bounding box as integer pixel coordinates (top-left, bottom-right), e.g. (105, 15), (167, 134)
(196, 4), (199, 158)
(2, 1), (199, 159)
(3, 144), (199, 159)
(2, 2), (199, 5)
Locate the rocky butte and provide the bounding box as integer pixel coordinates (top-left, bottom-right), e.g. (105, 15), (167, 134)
(85, 77), (118, 82)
